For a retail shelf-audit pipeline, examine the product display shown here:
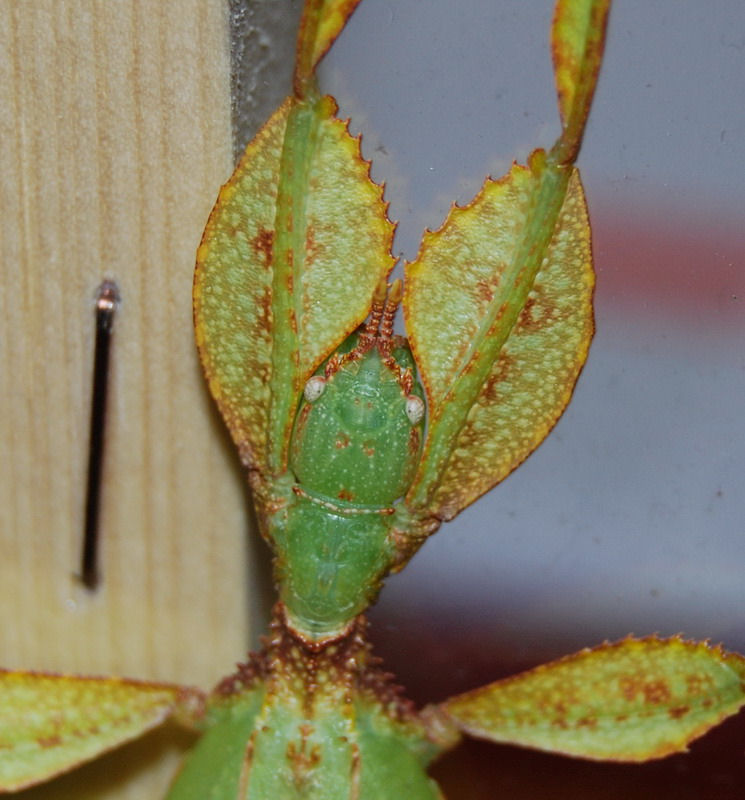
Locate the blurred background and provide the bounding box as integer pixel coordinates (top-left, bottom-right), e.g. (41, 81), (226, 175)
(317, 2), (744, 796)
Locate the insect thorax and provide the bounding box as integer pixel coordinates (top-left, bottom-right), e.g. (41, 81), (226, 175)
(272, 328), (426, 642)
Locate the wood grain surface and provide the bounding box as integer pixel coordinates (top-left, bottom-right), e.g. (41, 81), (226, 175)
(0, 2), (263, 797)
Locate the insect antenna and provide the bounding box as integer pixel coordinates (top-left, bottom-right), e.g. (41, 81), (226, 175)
(355, 278), (388, 352)
(327, 279), (405, 378)
(377, 279), (402, 361)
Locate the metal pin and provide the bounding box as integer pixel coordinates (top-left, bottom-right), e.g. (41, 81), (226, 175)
(80, 280), (120, 590)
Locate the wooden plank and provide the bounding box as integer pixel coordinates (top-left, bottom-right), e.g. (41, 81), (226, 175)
(0, 1), (267, 796)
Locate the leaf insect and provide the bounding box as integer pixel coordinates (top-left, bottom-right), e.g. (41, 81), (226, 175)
(2, 1), (745, 798)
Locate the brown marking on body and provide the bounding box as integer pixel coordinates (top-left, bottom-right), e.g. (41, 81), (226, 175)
(517, 290), (558, 333)
(325, 353), (343, 379)
(305, 225), (324, 264)
(287, 728), (321, 788)
(250, 228), (274, 267)
(481, 371), (501, 404)
(686, 674), (713, 696)
(349, 741), (362, 796)
(281, 207), (295, 233)
(620, 676), (671, 705)
(256, 285), (273, 333)
(257, 609), (418, 721)
(619, 677), (637, 701)
(493, 301), (509, 325)
(335, 433), (350, 449)
(305, 226), (316, 258)
(237, 731), (256, 797)
(643, 680), (672, 704)
(669, 705), (690, 720)
(460, 350), (481, 376)
(288, 307), (298, 335)
(482, 353), (515, 403)
(338, 488), (355, 502)
(214, 649), (270, 697)
(408, 427), (421, 456)
(295, 404), (313, 431)
(475, 278), (496, 304)
(37, 735), (63, 748)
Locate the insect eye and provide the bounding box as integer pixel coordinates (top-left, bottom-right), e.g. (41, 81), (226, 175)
(304, 376), (326, 402)
(405, 395), (425, 425)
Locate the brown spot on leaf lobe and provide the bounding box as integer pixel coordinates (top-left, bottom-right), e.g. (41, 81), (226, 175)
(250, 228), (274, 267)
(619, 676), (672, 705)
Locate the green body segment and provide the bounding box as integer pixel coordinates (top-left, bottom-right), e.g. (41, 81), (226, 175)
(167, 696), (443, 800)
(290, 339), (424, 505)
(165, 620), (448, 800)
(269, 333), (425, 641)
(166, 692), (266, 800)
(351, 707), (445, 799)
(273, 493), (395, 638)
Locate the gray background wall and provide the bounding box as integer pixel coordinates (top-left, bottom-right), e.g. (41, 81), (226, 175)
(314, 0), (745, 689)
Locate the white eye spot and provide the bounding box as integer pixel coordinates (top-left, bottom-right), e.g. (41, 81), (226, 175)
(405, 395), (425, 425)
(304, 376), (326, 403)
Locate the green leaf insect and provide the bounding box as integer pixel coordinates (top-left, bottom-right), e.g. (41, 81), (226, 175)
(3, 1), (745, 797)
